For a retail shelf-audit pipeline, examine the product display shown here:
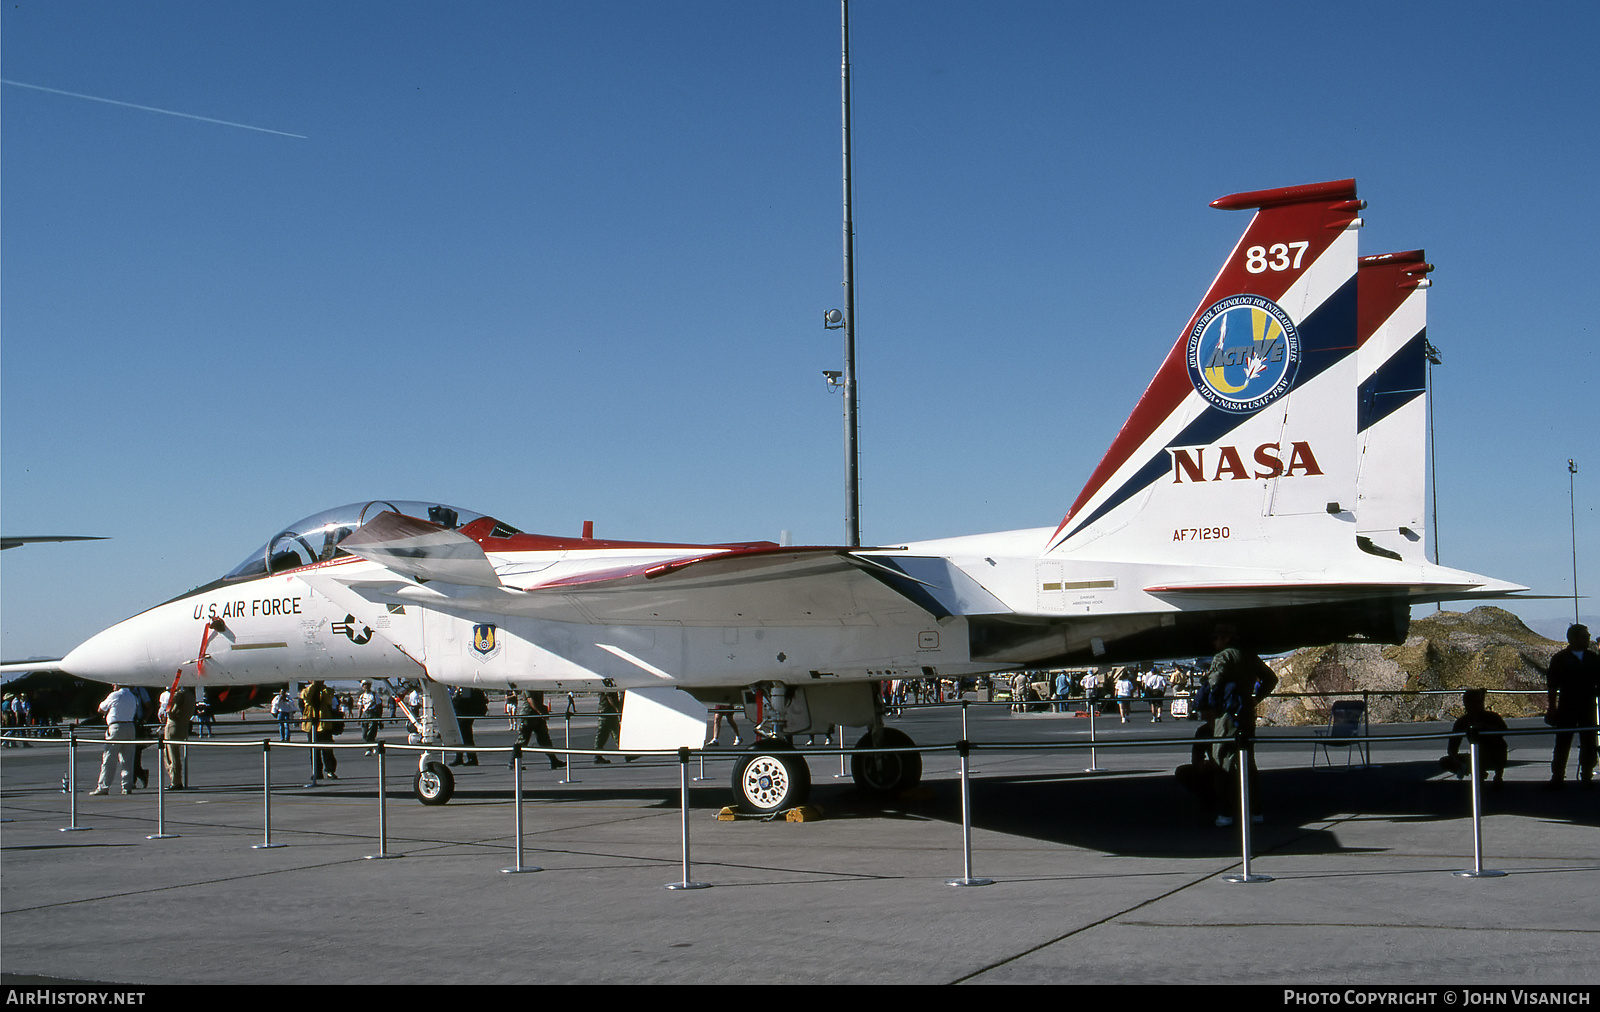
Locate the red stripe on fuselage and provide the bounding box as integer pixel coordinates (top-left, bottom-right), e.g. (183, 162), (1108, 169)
(457, 517), (780, 555)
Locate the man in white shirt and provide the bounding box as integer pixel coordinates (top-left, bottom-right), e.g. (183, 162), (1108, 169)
(357, 681), (382, 755)
(1142, 668), (1169, 722)
(92, 685), (140, 795)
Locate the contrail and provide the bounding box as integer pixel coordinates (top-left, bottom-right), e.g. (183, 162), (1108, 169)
(2, 79), (307, 139)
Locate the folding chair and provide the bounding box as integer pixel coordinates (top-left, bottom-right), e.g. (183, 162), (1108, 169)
(1312, 699), (1371, 768)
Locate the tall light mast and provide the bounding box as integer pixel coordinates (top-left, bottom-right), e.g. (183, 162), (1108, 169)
(840, 0), (860, 546)
(823, 0), (861, 547)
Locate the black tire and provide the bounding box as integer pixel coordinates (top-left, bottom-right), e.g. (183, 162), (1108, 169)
(731, 739), (811, 814)
(851, 727), (922, 798)
(415, 760), (454, 806)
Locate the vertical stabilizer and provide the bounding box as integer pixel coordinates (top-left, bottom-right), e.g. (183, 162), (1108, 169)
(1049, 180), (1366, 566)
(1355, 251), (1432, 563)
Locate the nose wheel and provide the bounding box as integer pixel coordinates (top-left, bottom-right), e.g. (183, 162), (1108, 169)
(415, 759), (454, 806)
(731, 739), (811, 814)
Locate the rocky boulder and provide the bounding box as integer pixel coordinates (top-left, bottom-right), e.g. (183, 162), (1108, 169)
(1261, 606), (1558, 726)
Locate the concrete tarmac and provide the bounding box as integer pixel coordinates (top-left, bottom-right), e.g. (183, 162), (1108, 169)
(2, 703), (1597, 986)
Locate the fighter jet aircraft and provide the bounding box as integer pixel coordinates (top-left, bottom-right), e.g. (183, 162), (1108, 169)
(57, 179), (1524, 812)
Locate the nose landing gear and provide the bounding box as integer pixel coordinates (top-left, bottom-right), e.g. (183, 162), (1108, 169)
(415, 759), (454, 805)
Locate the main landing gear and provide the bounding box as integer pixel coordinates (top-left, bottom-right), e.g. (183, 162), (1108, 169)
(728, 726), (924, 814)
(731, 739), (812, 814)
(850, 726), (922, 799)
(726, 682), (925, 814)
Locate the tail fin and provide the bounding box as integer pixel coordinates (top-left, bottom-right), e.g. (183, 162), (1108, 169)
(1355, 251), (1433, 563)
(1048, 179), (1365, 563)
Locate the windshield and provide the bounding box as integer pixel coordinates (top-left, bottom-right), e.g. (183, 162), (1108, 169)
(223, 500), (489, 581)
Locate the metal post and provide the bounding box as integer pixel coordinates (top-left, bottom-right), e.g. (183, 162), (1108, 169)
(959, 700), (979, 774)
(253, 740), (285, 850)
(366, 742), (399, 860)
(62, 726), (89, 832)
(666, 748), (710, 890)
(947, 740), (993, 887)
(839, 0), (860, 548)
(559, 711), (576, 785)
(1570, 459), (1581, 625)
(503, 745), (541, 873)
(1223, 737), (1271, 883)
(148, 730), (177, 840)
(1454, 736), (1506, 878)
(1084, 695), (1104, 772)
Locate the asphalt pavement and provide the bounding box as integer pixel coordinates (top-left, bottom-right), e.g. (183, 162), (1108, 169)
(2, 702), (1596, 986)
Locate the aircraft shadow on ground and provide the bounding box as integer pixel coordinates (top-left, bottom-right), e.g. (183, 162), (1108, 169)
(799, 758), (1600, 858)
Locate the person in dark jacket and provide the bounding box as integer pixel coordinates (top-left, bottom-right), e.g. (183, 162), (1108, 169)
(509, 691), (566, 770)
(1197, 624), (1278, 826)
(450, 687), (488, 766)
(1544, 624), (1600, 789)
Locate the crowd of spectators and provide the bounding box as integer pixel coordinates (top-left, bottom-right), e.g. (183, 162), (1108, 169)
(1004, 663), (1200, 720)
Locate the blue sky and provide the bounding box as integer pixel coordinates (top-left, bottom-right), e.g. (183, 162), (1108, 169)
(3, 1), (1595, 660)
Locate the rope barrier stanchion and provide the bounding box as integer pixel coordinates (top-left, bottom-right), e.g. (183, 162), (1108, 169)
(1084, 697), (1105, 773)
(252, 740), (285, 850)
(366, 742), (400, 860)
(559, 709), (577, 785)
(502, 745), (541, 874)
(834, 724), (852, 779)
(1223, 735), (1271, 884)
(946, 739), (993, 888)
(665, 747), (710, 891)
(61, 726), (90, 833)
(147, 731), (177, 840)
(958, 701), (981, 775)
(1454, 734), (1506, 879)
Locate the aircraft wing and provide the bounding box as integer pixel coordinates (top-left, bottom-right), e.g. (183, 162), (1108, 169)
(1, 659), (67, 685)
(326, 512), (1011, 625)
(1, 535), (107, 550)
(334, 511), (501, 587)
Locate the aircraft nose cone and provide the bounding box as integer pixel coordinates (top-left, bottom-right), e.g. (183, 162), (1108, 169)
(61, 624), (146, 682)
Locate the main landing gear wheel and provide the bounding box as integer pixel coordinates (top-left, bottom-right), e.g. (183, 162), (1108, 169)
(851, 727), (922, 799)
(731, 739), (811, 815)
(415, 760), (454, 806)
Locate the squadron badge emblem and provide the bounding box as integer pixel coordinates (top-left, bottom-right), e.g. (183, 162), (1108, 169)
(471, 623), (500, 658)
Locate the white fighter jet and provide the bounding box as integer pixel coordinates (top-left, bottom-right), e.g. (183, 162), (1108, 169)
(58, 179), (1524, 812)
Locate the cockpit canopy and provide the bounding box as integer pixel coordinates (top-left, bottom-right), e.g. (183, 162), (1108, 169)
(223, 500), (497, 581)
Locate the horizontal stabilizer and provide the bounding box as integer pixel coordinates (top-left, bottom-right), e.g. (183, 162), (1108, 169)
(1145, 573), (1528, 600)
(1145, 581), (1483, 595)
